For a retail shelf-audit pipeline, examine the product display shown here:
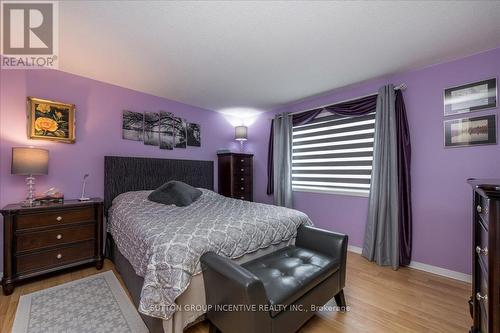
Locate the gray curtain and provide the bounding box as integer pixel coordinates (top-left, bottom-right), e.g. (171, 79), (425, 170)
(362, 85), (400, 269)
(273, 112), (293, 208)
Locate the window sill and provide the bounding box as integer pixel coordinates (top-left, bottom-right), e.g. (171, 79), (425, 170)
(292, 188), (369, 198)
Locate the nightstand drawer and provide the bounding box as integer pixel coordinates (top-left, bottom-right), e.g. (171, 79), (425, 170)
(16, 223), (95, 253)
(16, 241), (95, 274)
(16, 207), (95, 230)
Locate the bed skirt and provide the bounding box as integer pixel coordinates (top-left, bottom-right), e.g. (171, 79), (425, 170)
(105, 233), (294, 333)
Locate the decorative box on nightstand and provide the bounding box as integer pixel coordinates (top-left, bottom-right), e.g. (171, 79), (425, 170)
(1, 198), (104, 295)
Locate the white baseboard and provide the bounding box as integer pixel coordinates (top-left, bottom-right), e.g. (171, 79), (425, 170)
(347, 245), (472, 283)
(348, 245), (363, 254)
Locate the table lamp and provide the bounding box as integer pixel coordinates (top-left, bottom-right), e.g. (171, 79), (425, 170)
(235, 125), (248, 152)
(11, 147), (49, 206)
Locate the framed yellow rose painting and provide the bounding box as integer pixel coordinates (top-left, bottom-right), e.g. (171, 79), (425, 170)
(27, 97), (76, 143)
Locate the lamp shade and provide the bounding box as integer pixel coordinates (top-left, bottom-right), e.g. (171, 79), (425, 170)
(234, 126), (248, 141)
(11, 147), (49, 175)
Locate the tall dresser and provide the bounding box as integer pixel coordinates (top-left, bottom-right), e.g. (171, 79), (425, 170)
(217, 152), (253, 201)
(468, 179), (500, 333)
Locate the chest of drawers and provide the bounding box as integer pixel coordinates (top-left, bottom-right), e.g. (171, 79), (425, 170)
(217, 153), (253, 201)
(1, 199), (103, 295)
(468, 179), (500, 333)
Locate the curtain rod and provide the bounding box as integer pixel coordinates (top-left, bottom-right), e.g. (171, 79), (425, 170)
(279, 83), (407, 117)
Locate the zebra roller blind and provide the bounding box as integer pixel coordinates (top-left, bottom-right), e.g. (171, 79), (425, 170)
(292, 111), (375, 196)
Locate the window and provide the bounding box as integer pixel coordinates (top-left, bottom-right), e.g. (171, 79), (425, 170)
(291, 111), (375, 197)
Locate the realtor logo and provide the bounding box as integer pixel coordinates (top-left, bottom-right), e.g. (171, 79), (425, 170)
(1, 1), (58, 68)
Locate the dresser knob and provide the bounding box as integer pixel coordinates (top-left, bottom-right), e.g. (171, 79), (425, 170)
(241, 178), (244, 181)
(56, 216), (63, 222)
(476, 246), (488, 256)
(56, 253), (62, 259)
(476, 292), (488, 303)
(241, 169), (244, 172)
(56, 234), (63, 240)
(241, 187), (244, 190)
(240, 159), (244, 162)
(240, 197), (244, 199)
(476, 205), (482, 213)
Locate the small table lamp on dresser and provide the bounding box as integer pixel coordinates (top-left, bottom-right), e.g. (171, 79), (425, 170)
(11, 147), (49, 207)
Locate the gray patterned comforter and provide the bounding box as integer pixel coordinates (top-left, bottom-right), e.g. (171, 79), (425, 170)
(108, 189), (312, 320)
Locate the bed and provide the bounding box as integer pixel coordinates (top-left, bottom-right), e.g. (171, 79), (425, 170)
(104, 156), (312, 333)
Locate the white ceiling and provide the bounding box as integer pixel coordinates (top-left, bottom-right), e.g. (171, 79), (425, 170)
(59, 1), (500, 112)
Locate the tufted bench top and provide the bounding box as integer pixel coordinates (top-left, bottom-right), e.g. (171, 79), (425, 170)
(242, 245), (340, 316)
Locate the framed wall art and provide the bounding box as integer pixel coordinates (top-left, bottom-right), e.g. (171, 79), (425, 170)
(174, 117), (187, 148)
(144, 112), (160, 146)
(444, 114), (497, 148)
(27, 97), (76, 143)
(444, 78), (497, 116)
(122, 110), (144, 141)
(159, 111), (174, 150)
(187, 122), (201, 147)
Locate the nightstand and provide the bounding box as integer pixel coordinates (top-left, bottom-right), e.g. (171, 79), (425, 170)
(1, 198), (104, 295)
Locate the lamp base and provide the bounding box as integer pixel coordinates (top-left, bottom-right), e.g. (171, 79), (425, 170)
(22, 175), (37, 207)
(238, 140), (247, 152)
(21, 199), (39, 207)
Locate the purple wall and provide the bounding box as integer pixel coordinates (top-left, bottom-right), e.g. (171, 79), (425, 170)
(0, 69), (239, 271)
(1, 48), (500, 276)
(252, 48), (500, 275)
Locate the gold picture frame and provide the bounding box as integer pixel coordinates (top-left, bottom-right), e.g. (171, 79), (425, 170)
(27, 97), (76, 143)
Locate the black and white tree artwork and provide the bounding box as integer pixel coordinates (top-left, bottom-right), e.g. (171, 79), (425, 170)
(122, 111), (143, 141)
(187, 123), (201, 147)
(174, 117), (187, 148)
(159, 111), (174, 150)
(144, 112), (160, 146)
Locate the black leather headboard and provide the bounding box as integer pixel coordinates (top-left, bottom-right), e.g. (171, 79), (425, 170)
(104, 156), (214, 215)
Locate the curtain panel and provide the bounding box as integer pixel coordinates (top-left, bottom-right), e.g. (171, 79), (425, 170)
(396, 90), (412, 266)
(272, 113), (294, 207)
(362, 85), (400, 269)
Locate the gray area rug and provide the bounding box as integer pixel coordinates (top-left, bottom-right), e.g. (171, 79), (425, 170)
(12, 270), (149, 333)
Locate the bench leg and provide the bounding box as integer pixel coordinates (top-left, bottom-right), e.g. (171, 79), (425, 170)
(209, 321), (222, 333)
(334, 289), (346, 308)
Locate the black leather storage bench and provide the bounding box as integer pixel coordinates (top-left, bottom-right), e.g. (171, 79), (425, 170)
(201, 225), (348, 333)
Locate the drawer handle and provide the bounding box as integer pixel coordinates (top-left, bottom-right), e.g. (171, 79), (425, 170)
(476, 246), (488, 256)
(241, 169), (244, 172)
(241, 187), (244, 190)
(56, 216), (63, 222)
(240, 197), (244, 199)
(476, 292), (488, 303)
(241, 159), (244, 162)
(56, 234), (63, 240)
(476, 205), (482, 213)
(56, 253), (62, 259)
(241, 178), (244, 181)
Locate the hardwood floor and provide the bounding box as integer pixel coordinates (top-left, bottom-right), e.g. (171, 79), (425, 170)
(0, 252), (471, 333)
